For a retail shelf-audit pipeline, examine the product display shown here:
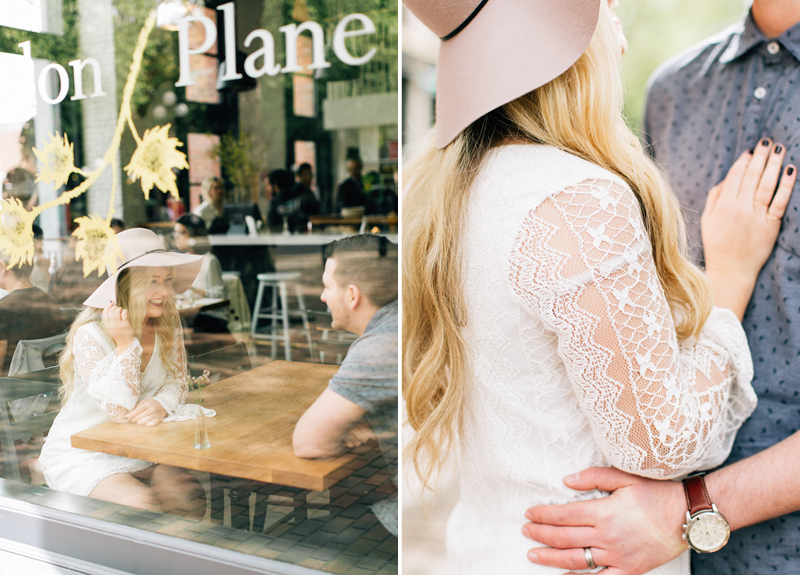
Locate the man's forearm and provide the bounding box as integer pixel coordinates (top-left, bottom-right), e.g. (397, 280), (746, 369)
(705, 430), (800, 531)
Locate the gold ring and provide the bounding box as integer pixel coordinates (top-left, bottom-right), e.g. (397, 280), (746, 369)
(584, 547), (596, 569)
(766, 213), (781, 221)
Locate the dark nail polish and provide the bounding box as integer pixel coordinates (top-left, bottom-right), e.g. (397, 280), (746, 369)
(775, 145), (783, 154)
(762, 138), (771, 146)
(789, 167), (795, 175)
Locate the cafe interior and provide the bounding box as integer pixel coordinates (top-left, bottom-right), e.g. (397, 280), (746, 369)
(0, 1), (398, 574)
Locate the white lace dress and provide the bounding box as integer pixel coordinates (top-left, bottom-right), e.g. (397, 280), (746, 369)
(446, 145), (757, 574)
(40, 322), (211, 496)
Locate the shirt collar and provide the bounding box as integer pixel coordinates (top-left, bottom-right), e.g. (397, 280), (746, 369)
(721, 11), (800, 64)
(364, 299), (398, 333)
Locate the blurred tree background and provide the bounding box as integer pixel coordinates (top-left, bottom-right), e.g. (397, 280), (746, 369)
(617, 0), (750, 132)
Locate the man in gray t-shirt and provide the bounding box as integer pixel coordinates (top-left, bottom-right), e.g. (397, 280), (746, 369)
(293, 235), (397, 535)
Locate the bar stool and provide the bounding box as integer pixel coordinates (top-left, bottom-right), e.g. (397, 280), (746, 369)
(250, 272), (313, 361)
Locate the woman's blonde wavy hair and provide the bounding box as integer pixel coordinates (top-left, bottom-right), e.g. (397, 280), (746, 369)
(59, 266), (182, 403)
(403, 4), (715, 488)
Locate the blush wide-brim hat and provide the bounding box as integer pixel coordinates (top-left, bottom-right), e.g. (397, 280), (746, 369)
(404, 0), (602, 148)
(83, 228), (204, 309)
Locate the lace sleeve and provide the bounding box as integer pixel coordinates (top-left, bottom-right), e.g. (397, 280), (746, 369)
(509, 178), (756, 479)
(75, 326), (143, 422)
(151, 327), (188, 416)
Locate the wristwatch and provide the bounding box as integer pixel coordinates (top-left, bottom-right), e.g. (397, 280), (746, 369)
(682, 475), (730, 553)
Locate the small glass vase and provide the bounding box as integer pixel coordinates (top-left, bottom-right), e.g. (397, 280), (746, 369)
(193, 411), (211, 449)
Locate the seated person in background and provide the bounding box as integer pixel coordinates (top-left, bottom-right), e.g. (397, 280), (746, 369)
(267, 168), (319, 233)
(30, 224), (51, 293)
(173, 214), (230, 334)
(49, 235), (107, 308)
(335, 158), (366, 212)
(293, 162), (321, 204)
(293, 234), (398, 536)
(110, 218), (125, 234)
(0, 252), (72, 375)
(192, 176), (225, 229)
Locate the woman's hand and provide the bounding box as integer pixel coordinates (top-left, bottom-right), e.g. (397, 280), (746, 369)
(103, 302), (135, 353)
(126, 398), (168, 426)
(701, 139), (796, 319)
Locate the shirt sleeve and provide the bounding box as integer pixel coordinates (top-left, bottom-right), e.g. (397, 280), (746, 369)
(329, 332), (398, 414)
(75, 326), (144, 422)
(151, 327), (189, 416)
(509, 177), (757, 479)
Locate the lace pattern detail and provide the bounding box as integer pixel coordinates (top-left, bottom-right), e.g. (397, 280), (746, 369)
(509, 178), (756, 479)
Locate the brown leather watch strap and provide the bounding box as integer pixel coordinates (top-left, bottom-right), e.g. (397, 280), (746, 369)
(683, 475), (713, 514)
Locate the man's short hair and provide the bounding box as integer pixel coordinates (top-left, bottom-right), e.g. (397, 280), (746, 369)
(325, 235), (397, 308)
(268, 169), (294, 191)
(295, 163), (312, 176)
(0, 251), (33, 279)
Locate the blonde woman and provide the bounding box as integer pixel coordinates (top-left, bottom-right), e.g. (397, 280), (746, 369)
(403, 1), (795, 573)
(40, 229), (213, 513)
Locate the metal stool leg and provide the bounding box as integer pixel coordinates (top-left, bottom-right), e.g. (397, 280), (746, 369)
(270, 283), (279, 360)
(295, 284), (314, 359)
(279, 281), (291, 361)
(250, 280), (267, 340)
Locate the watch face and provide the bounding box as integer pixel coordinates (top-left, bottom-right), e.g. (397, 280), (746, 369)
(687, 512), (730, 552)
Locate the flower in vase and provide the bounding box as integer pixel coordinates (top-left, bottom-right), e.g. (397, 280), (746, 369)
(124, 124), (188, 200)
(33, 132), (83, 188)
(0, 198), (36, 268)
(187, 370), (211, 405)
(72, 215), (123, 277)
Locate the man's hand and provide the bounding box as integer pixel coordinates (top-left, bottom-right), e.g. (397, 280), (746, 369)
(343, 420), (376, 448)
(522, 467), (687, 575)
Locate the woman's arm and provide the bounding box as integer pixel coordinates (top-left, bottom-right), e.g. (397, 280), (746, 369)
(510, 177), (755, 479)
(75, 324), (143, 422)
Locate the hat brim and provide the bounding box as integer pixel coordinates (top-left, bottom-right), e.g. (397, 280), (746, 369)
(83, 251), (205, 309)
(435, 0), (602, 148)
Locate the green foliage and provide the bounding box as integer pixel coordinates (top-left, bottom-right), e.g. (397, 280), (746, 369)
(113, 0), (179, 118)
(211, 132), (257, 200)
(617, 0), (749, 132)
(0, 0), (79, 64)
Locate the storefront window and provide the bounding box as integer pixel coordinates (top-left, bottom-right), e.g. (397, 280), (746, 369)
(0, 1), (397, 573)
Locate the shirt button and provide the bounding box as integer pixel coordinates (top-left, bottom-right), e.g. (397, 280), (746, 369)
(767, 41), (780, 54)
(754, 86), (767, 99)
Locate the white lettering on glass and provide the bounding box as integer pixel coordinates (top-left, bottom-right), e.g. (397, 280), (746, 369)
(175, 12), (217, 87)
(243, 30), (281, 78)
(216, 2), (242, 81)
(38, 62), (70, 104)
(69, 58), (106, 100)
(279, 21), (331, 73)
(333, 14), (377, 66)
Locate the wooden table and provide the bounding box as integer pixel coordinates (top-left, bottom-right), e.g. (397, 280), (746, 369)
(71, 361), (357, 491)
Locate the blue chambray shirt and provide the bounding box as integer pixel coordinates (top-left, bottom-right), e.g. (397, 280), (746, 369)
(644, 11), (800, 575)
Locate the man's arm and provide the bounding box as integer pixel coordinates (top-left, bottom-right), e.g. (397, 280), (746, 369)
(522, 430), (800, 574)
(293, 388), (368, 459)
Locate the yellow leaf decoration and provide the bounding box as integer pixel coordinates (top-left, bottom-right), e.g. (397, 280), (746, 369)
(73, 215), (123, 278)
(0, 198), (36, 268)
(124, 124), (188, 200)
(32, 132), (83, 188)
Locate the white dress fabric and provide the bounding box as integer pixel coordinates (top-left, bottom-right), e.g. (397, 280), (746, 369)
(446, 146), (757, 574)
(40, 322), (213, 496)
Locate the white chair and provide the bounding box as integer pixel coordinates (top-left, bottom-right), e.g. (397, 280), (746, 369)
(250, 272), (313, 361)
(222, 272), (251, 341)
